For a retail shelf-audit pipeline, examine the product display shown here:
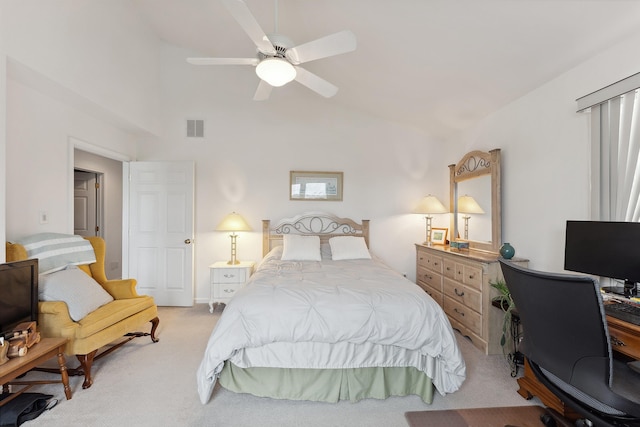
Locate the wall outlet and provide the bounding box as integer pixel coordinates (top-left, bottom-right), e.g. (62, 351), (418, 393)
(39, 211), (48, 224)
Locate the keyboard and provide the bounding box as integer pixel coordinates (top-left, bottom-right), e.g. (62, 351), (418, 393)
(605, 302), (640, 326)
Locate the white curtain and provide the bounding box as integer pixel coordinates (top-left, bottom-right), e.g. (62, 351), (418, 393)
(590, 89), (640, 221)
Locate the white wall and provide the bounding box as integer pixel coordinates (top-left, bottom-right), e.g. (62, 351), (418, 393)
(135, 44), (449, 302)
(1, 0), (159, 253)
(5, 78), (138, 241)
(456, 30), (640, 272)
(0, 0), (160, 135)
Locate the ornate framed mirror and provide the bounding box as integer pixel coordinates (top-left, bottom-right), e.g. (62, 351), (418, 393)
(449, 149), (501, 254)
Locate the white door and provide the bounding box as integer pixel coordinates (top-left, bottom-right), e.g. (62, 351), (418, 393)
(128, 161), (194, 306)
(74, 171), (100, 237)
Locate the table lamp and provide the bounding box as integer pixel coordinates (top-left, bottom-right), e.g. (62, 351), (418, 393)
(414, 195), (448, 246)
(457, 195), (484, 240)
(216, 212), (251, 265)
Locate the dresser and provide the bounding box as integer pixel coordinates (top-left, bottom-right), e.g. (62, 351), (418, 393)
(415, 244), (527, 355)
(208, 261), (255, 312)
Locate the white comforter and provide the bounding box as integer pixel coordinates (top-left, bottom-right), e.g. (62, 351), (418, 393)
(196, 249), (466, 404)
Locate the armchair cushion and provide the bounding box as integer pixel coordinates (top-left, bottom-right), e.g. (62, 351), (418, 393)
(39, 265), (113, 321)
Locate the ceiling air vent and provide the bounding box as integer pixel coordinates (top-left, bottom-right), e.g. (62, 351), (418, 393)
(186, 119), (204, 138)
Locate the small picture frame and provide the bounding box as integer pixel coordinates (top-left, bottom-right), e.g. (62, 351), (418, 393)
(431, 228), (448, 245)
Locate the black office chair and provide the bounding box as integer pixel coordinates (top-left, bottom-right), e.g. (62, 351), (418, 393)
(499, 260), (640, 427)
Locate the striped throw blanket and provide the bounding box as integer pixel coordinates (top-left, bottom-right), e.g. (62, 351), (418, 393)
(17, 233), (96, 274)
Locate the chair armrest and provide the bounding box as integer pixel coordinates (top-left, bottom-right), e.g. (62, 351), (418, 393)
(38, 301), (78, 339)
(101, 278), (141, 299)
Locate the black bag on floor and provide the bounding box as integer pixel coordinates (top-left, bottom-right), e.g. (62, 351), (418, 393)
(0, 393), (55, 426)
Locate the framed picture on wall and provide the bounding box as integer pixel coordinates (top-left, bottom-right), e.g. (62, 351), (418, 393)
(431, 228), (448, 245)
(290, 171), (343, 201)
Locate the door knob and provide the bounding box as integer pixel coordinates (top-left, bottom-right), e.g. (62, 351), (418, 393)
(184, 239), (191, 244)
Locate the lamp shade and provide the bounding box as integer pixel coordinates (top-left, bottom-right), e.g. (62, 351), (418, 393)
(255, 58), (297, 87)
(414, 195), (448, 214)
(457, 195), (485, 214)
(216, 212), (251, 232)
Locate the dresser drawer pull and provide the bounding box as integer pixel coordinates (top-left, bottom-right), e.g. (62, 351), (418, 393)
(468, 274), (475, 279)
(454, 288), (465, 297)
(223, 288), (235, 293)
(424, 274), (433, 280)
(223, 274), (236, 278)
(446, 267), (452, 271)
(611, 336), (626, 347)
(433, 261), (439, 266)
(454, 308), (465, 316)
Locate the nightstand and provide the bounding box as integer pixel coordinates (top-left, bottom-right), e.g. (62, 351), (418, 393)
(208, 261), (255, 312)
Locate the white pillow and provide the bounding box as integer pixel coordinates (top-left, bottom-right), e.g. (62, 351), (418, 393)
(281, 235), (321, 261)
(329, 236), (372, 260)
(39, 265), (114, 321)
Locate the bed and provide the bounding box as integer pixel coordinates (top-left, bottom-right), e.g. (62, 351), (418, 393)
(196, 213), (466, 404)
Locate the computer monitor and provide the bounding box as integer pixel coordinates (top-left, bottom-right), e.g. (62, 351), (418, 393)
(564, 220), (640, 297)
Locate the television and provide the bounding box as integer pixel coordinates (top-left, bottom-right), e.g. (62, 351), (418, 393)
(0, 258), (39, 338)
(564, 220), (640, 297)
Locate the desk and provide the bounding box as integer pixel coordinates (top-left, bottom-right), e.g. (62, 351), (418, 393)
(516, 315), (640, 420)
(0, 338), (71, 406)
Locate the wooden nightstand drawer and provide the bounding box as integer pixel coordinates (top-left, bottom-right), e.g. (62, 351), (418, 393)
(213, 268), (247, 284)
(444, 296), (482, 336)
(443, 278), (482, 314)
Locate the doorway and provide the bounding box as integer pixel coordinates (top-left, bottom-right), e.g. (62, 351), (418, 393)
(73, 148), (123, 280)
(74, 170), (102, 237)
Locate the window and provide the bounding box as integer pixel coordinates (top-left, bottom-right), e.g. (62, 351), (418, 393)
(577, 73), (640, 221)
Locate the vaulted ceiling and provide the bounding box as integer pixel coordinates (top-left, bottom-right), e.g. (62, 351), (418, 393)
(133, 0), (640, 139)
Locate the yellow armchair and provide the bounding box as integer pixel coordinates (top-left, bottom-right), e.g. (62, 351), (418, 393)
(6, 236), (159, 389)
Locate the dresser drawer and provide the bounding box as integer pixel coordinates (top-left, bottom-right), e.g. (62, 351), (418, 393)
(417, 264), (442, 290)
(417, 250), (443, 274)
(417, 281), (443, 306)
(216, 282), (243, 298)
(443, 259), (456, 279)
(213, 268), (247, 284)
(444, 296), (482, 336)
(443, 278), (482, 314)
(462, 264), (483, 290)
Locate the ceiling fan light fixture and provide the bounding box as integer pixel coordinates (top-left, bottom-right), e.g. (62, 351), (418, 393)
(255, 58), (296, 87)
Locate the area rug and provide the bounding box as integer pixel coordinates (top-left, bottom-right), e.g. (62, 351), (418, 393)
(405, 405), (546, 427)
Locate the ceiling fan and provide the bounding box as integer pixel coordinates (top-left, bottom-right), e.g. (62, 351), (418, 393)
(187, 0), (357, 100)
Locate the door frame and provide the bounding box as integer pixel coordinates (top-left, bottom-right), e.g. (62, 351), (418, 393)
(68, 136), (131, 259)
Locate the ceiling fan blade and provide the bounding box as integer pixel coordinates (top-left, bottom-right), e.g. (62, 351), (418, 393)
(221, 0), (276, 55)
(286, 30), (356, 65)
(187, 57), (259, 66)
(253, 80), (273, 101)
(294, 67), (338, 98)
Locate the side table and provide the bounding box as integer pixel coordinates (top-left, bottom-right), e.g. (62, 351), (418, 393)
(209, 261), (255, 312)
(0, 337), (71, 405)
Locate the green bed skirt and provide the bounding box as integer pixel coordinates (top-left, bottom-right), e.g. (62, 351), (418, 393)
(218, 361), (434, 404)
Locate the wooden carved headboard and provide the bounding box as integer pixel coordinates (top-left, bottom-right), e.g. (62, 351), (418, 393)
(262, 213), (370, 256)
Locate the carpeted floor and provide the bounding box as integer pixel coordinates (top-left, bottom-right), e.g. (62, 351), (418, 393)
(9, 304), (540, 427)
(405, 405), (546, 427)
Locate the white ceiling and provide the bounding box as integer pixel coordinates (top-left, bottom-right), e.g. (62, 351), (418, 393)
(132, 0), (640, 139)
